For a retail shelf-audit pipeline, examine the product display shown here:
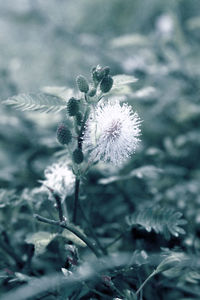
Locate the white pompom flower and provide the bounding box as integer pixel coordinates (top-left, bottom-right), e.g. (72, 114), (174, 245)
(84, 100), (141, 165)
(40, 161), (75, 201)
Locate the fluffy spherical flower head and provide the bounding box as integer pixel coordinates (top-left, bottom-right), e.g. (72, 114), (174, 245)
(40, 161), (75, 201)
(84, 101), (141, 165)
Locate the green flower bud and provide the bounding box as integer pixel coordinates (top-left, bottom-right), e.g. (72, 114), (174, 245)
(76, 112), (82, 126)
(57, 123), (72, 145)
(100, 75), (113, 93)
(92, 65), (108, 83)
(73, 148), (84, 164)
(67, 97), (79, 116)
(103, 66), (110, 76)
(88, 87), (96, 97)
(76, 75), (89, 93)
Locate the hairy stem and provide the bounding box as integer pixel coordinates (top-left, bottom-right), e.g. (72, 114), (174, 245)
(34, 214), (100, 258)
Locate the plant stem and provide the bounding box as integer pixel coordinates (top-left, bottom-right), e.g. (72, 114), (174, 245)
(54, 193), (64, 222)
(78, 107), (90, 151)
(73, 107), (90, 224)
(73, 178), (80, 224)
(135, 270), (157, 296)
(34, 214), (100, 258)
(105, 232), (124, 249)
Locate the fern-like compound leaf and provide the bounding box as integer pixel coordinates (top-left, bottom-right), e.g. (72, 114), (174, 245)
(3, 93), (67, 113)
(126, 205), (187, 240)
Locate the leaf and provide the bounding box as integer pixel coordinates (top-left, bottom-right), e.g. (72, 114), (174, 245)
(41, 86), (74, 100)
(14, 272), (32, 283)
(62, 225), (86, 247)
(3, 93), (67, 113)
(25, 231), (56, 255)
(112, 74), (138, 87)
(156, 252), (185, 274)
(110, 34), (149, 48)
(177, 101), (200, 122)
(0, 189), (18, 208)
(132, 86), (158, 99)
(187, 17), (200, 30)
(128, 250), (149, 267)
(98, 165), (163, 185)
(184, 271), (200, 284)
(126, 205), (187, 240)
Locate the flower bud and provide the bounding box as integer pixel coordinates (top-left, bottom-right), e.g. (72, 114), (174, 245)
(73, 148), (84, 164)
(92, 65), (109, 83)
(100, 75), (113, 93)
(103, 66), (110, 76)
(76, 75), (89, 93)
(57, 123), (72, 145)
(67, 97), (79, 116)
(88, 87), (96, 97)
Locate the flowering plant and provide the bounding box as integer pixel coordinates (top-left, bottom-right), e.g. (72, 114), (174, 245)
(2, 65), (187, 299)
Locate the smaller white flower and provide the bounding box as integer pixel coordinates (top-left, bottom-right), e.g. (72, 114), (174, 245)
(40, 161), (75, 201)
(84, 100), (141, 165)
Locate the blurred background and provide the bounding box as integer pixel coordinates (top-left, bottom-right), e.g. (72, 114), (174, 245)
(1, 0), (200, 188)
(0, 0), (200, 298)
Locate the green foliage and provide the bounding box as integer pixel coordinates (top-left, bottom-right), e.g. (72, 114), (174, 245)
(25, 231), (57, 255)
(112, 74), (138, 86)
(0, 0), (200, 299)
(126, 206), (187, 240)
(0, 189), (18, 208)
(3, 93), (67, 113)
(99, 165), (163, 184)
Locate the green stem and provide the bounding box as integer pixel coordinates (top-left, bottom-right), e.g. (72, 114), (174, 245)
(34, 214), (100, 258)
(54, 193), (64, 222)
(105, 232), (124, 249)
(73, 107), (90, 224)
(135, 270), (157, 296)
(73, 178), (80, 224)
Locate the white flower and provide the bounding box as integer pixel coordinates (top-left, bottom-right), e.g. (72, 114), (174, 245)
(84, 100), (141, 165)
(40, 161), (75, 200)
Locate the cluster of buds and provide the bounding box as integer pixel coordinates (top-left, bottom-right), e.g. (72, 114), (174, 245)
(92, 65), (113, 93)
(56, 65), (115, 169)
(43, 65), (141, 205)
(56, 65), (141, 171)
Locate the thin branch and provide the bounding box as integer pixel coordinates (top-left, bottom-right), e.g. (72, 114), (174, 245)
(34, 214), (100, 258)
(105, 232), (124, 249)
